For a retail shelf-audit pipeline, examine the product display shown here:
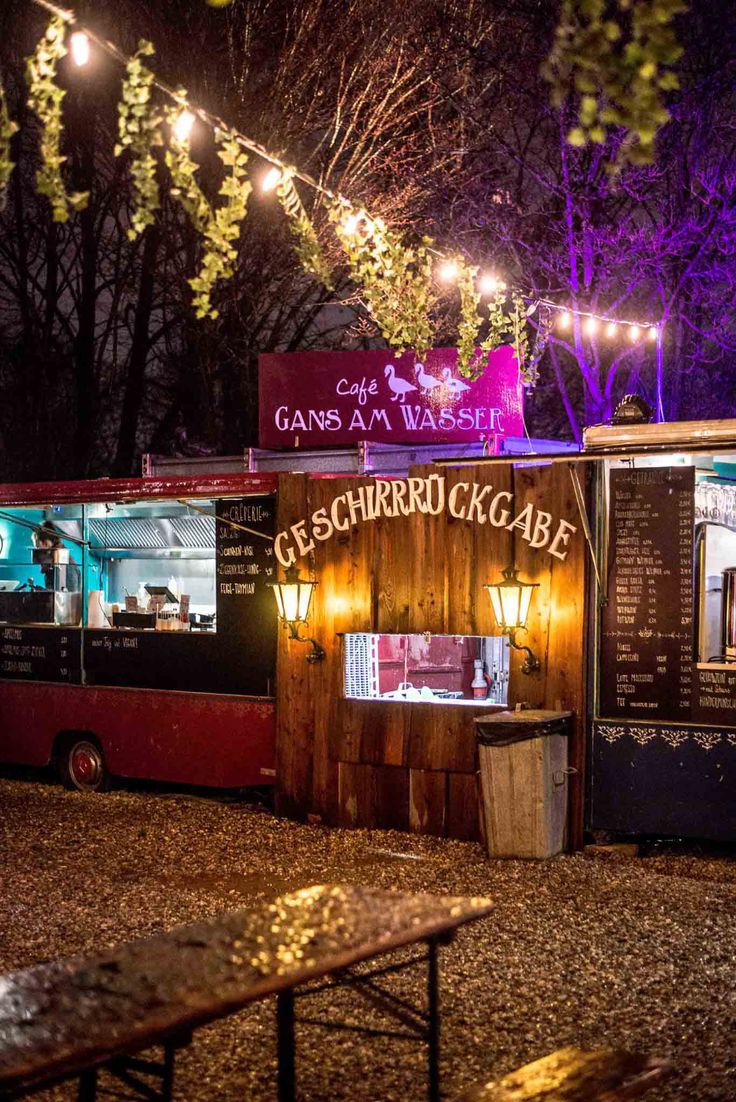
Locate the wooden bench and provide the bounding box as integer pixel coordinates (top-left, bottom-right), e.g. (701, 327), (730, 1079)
(0, 884), (493, 1102)
(455, 1046), (671, 1102)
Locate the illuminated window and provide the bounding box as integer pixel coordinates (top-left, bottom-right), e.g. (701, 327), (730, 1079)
(343, 633), (509, 706)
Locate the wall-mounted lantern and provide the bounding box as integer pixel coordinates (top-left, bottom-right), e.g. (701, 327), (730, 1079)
(484, 566), (540, 675)
(269, 566), (325, 663)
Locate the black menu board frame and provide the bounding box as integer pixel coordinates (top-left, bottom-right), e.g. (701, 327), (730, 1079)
(214, 494), (277, 694)
(599, 465), (695, 722)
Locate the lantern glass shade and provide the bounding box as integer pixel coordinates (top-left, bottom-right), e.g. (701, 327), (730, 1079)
(271, 567), (316, 624)
(485, 567), (537, 632)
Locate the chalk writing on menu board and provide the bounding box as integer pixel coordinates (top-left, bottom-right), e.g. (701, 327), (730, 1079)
(216, 496), (277, 693)
(216, 498), (275, 600)
(600, 466), (694, 720)
(0, 625), (81, 682)
(695, 665), (736, 722)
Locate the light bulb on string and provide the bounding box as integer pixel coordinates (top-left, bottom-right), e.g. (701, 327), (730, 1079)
(585, 316), (598, 337)
(342, 211), (368, 237)
(70, 31), (90, 67)
(605, 321), (617, 338)
(648, 326), (659, 342)
(173, 109), (195, 143)
(479, 273), (505, 296)
(629, 325), (640, 341)
(438, 259), (460, 283)
(262, 166), (282, 192)
(558, 310), (572, 330)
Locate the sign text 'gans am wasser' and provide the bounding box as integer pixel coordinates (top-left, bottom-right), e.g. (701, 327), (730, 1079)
(275, 474), (577, 567)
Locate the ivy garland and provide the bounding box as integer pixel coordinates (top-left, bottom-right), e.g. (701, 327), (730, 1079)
(454, 261), (534, 384)
(510, 293), (531, 382)
(0, 77), (18, 211)
(115, 41), (162, 240)
(455, 259), (484, 379)
(276, 168), (333, 289)
(543, 0), (686, 168)
(165, 106), (251, 319)
(17, 17), (540, 375)
(26, 15), (88, 222)
(329, 200), (434, 357)
(524, 305), (552, 387)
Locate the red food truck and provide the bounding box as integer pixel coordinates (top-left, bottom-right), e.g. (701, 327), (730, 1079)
(0, 473), (277, 791)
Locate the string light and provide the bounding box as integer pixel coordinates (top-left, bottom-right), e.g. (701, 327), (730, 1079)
(69, 30), (89, 66)
(479, 273), (506, 295)
(262, 166), (282, 192)
(36, 1), (665, 345)
(438, 259), (459, 283)
(172, 109), (195, 143)
(544, 301), (659, 342)
(342, 212), (363, 237)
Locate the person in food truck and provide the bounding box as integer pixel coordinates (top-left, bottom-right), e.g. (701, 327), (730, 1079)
(32, 522), (81, 592)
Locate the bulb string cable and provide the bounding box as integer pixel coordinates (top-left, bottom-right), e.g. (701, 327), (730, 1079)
(27, 0), (662, 337)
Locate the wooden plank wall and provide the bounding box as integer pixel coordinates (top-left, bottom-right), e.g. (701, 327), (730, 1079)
(275, 462), (588, 845)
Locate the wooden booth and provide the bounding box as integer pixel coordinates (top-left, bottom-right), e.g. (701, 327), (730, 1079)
(273, 461), (589, 846)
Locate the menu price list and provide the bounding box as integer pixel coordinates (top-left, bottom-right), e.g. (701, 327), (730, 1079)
(0, 625), (81, 683)
(600, 466), (694, 720)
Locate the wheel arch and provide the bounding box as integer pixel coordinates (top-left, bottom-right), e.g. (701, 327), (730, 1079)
(52, 729), (103, 762)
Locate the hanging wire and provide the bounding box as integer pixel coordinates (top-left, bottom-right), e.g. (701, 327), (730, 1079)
(28, 0), (662, 337)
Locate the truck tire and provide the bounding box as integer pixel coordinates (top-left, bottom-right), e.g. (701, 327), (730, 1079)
(60, 738), (110, 793)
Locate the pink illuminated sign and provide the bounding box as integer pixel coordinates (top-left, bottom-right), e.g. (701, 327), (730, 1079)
(258, 346), (524, 448)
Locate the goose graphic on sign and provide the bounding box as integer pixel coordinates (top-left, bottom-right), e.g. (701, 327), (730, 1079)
(441, 367), (471, 396)
(384, 364), (418, 402)
(414, 362), (443, 396)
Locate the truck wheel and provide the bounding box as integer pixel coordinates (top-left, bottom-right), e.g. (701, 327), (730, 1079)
(61, 739), (110, 793)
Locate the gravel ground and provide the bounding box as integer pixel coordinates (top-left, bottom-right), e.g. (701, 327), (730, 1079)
(1, 776), (735, 1102)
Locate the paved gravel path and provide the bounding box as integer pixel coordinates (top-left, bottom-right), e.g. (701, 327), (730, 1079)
(1, 777), (734, 1101)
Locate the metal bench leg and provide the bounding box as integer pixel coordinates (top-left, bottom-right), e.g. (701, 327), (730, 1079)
(162, 1041), (176, 1102)
(277, 989), (297, 1102)
(77, 1067), (98, 1102)
(428, 939), (440, 1102)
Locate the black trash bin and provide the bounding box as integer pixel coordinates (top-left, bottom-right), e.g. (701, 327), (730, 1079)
(475, 710), (572, 859)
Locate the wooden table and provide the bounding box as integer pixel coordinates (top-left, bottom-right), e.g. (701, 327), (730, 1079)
(0, 884), (493, 1102)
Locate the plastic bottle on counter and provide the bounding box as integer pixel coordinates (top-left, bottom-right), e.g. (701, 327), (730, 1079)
(136, 582), (148, 610)
(472, 659), (488, 699)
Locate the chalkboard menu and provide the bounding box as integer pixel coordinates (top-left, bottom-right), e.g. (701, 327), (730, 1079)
(84, 630), (227, 693)
(215, 495), (277, 694)
(0, 625), (81, 683)
(694, 665), (736, 724)
(600, 466), (695, 720)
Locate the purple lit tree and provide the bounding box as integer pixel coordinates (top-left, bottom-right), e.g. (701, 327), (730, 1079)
(432, 1), (736, 440)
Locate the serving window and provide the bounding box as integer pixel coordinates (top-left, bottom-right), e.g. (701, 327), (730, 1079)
(0, 504), (84, 627)
(86, 499), (217, 632)
(344, 633), (509, 706)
